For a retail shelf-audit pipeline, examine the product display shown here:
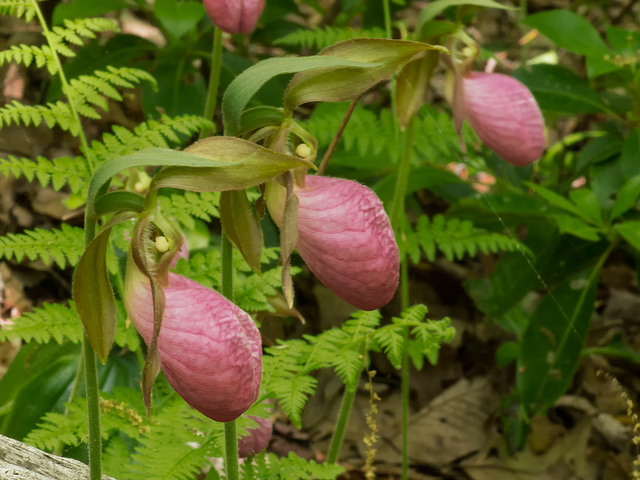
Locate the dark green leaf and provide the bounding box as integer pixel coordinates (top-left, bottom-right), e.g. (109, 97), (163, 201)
(553, 214), (600, 241)
(611, 176), (640, 221)
(52, 0), (128, 24)
(568, 188), (602, 225)
(153, 0), (205, 39)
(615, 221), (640, 252)
(513, 64), (609, 114)
(517, 269), (598, 414)
(417, 0), (516, 30)
(523, 9), (609, 57)
(621, 129), (640, 178)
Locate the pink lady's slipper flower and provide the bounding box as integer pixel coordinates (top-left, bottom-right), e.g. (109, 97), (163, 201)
(270, 175), (399, 311)
(124, 267), (262, 422)
(454, 72), (545, 166)
(238, 414), (273, 457)
(203, 0), (265, 34)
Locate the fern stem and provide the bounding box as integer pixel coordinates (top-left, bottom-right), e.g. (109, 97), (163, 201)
(317, 96), (359, 176)
(83, 334), (103, 480)
(200, 26), (224, 139)
(389, 117), (415, 229)
(326, 384), (358, 464)
(30, 0), (95, 175)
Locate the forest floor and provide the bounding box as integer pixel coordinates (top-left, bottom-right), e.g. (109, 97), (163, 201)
(2, 1), (640, 479)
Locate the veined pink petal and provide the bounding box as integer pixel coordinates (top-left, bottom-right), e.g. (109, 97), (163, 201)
(459, 72), (545, 166)
(203, 0), (265, 34)
(238, 414), (273, 457)
(125, 269), (261, 422)
(294, 175), (399, 311)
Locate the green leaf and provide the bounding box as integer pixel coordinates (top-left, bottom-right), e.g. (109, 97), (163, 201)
(153, 0), (205, 40)
(621, 129), (640, 178)
(517, 269), (599, 414)
(614, 221), (640, 252)
(513, 64), (609, 114)
(220, 190), (263, 274)
(417, 0), (516, 30)
(72, 213), (134, 363)
(525, 182), (582, 218)
(150, 137), (315, 192)
(523, 9), (609, 57)
(395, 51), (439, 128)
(283, 39), (444, 113)
(568, 188), (602, 225)
(553, 214), (600, 242)
(611, 175), (640, 221)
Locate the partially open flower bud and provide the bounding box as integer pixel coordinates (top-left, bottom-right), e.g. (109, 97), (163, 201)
(269, 175), (399, 311)
(124, 267), (262, 422)
(238, 414), (273, 458)
(454, 72), (545, 166)
(203, 0), (265, 34)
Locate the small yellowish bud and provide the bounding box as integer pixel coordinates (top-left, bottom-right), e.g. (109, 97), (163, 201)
(155, 236), (170, 253)
(296, 143), (312, 158)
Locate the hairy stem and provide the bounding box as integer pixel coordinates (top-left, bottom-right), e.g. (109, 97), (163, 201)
(30, 0), (96, 175)
(317, 97), (359, 176)
(327, 384), (358, 464)
(221, 234), (239, 480)
(83, 334), (102, 480)
(200, 27), (224, 139)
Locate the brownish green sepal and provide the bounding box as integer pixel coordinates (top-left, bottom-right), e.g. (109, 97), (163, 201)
(220, 190), (263, 274)
(283, 38), (447, 113)
(149, 136), (315, 192)
(395, 50), (440, 129)
(73, 219), (125, 364)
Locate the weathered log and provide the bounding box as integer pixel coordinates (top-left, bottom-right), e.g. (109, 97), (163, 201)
(0, 434), (116, 480)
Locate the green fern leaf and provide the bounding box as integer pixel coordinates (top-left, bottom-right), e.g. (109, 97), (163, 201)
(0, 300), (82, 344)
(413, 213), (530, 262)
(158, 191), (220, 231)
(0, 44), (55, 69)
(274, 26), (386, 50)
(0, 155), (88, 192)
(373, 326), (404, 369)
(0, 0), (36, 21)
(0, 224), (84, 268)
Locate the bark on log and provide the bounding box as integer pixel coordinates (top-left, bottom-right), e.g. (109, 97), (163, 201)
(0, 434), (116, 480)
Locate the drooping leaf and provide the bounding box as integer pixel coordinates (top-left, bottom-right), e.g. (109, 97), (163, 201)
(220, 190), (263, 274)
(614, 221), (640, 253)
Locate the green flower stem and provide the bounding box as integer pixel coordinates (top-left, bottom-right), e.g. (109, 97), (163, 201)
(389, 118), (415, 480)
(317, 97), (359, 176)
(326, 385), (358, 464)
(382, 0), (392, 40)
(30, 0), (95, 175)
(83, 334), (102, 480)
(221, 233), (239, 480)
(200, 26), (224, 139)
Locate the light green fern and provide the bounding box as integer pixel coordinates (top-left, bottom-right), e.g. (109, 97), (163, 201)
(0, 0), (36, 22)
(274, 26), (386, 50)
(0, 223), (84, 267)
(242, 452), (344, 480)
(0, 155), (88, 192)
(406, 213), (531, 263)
(0, 301), (82, 344)
(158, 190), (220, 231)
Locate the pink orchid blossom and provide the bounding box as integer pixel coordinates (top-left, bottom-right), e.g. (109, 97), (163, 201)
(125, 269), (262, 422)
(454, 72), (545, 166)
(293, 175), (399, 311)
(203, 0), (265, 34)
(238, 414), (273, 457)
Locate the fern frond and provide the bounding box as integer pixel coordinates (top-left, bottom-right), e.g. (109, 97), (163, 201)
(243, 452), (344, 480)
(0, 0), (36, 21)
(0, 44), (55, 70)
(274, 26), (386, 50)
(158, 191), (220, 231)
(0, 224), (84, 267)
(91, 114), (211, 165)
(372, 326), (404, 369)
(0, 155), (88, 192)
(412, 213), (530, 262)
(0, 300), (82, 344)
(0, 99), (78, 133)
(46, 17), (118, 58)
(25, 398), (86, 451)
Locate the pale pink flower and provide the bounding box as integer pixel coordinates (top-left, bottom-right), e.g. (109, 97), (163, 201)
(454, 72), (545, 166)
(238, 414), (273, 457)
(125, 269), (262, 422)
(294, 175), (399, 311)
(203, 0), (265, 34)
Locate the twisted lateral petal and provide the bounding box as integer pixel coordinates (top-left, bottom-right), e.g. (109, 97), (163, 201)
(125, 269), (261, 422)
(295, 175), (399, 311)
(458, 72), (545, 166)
(238, 415), (273, 458)
(203, 0), (265, 34)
